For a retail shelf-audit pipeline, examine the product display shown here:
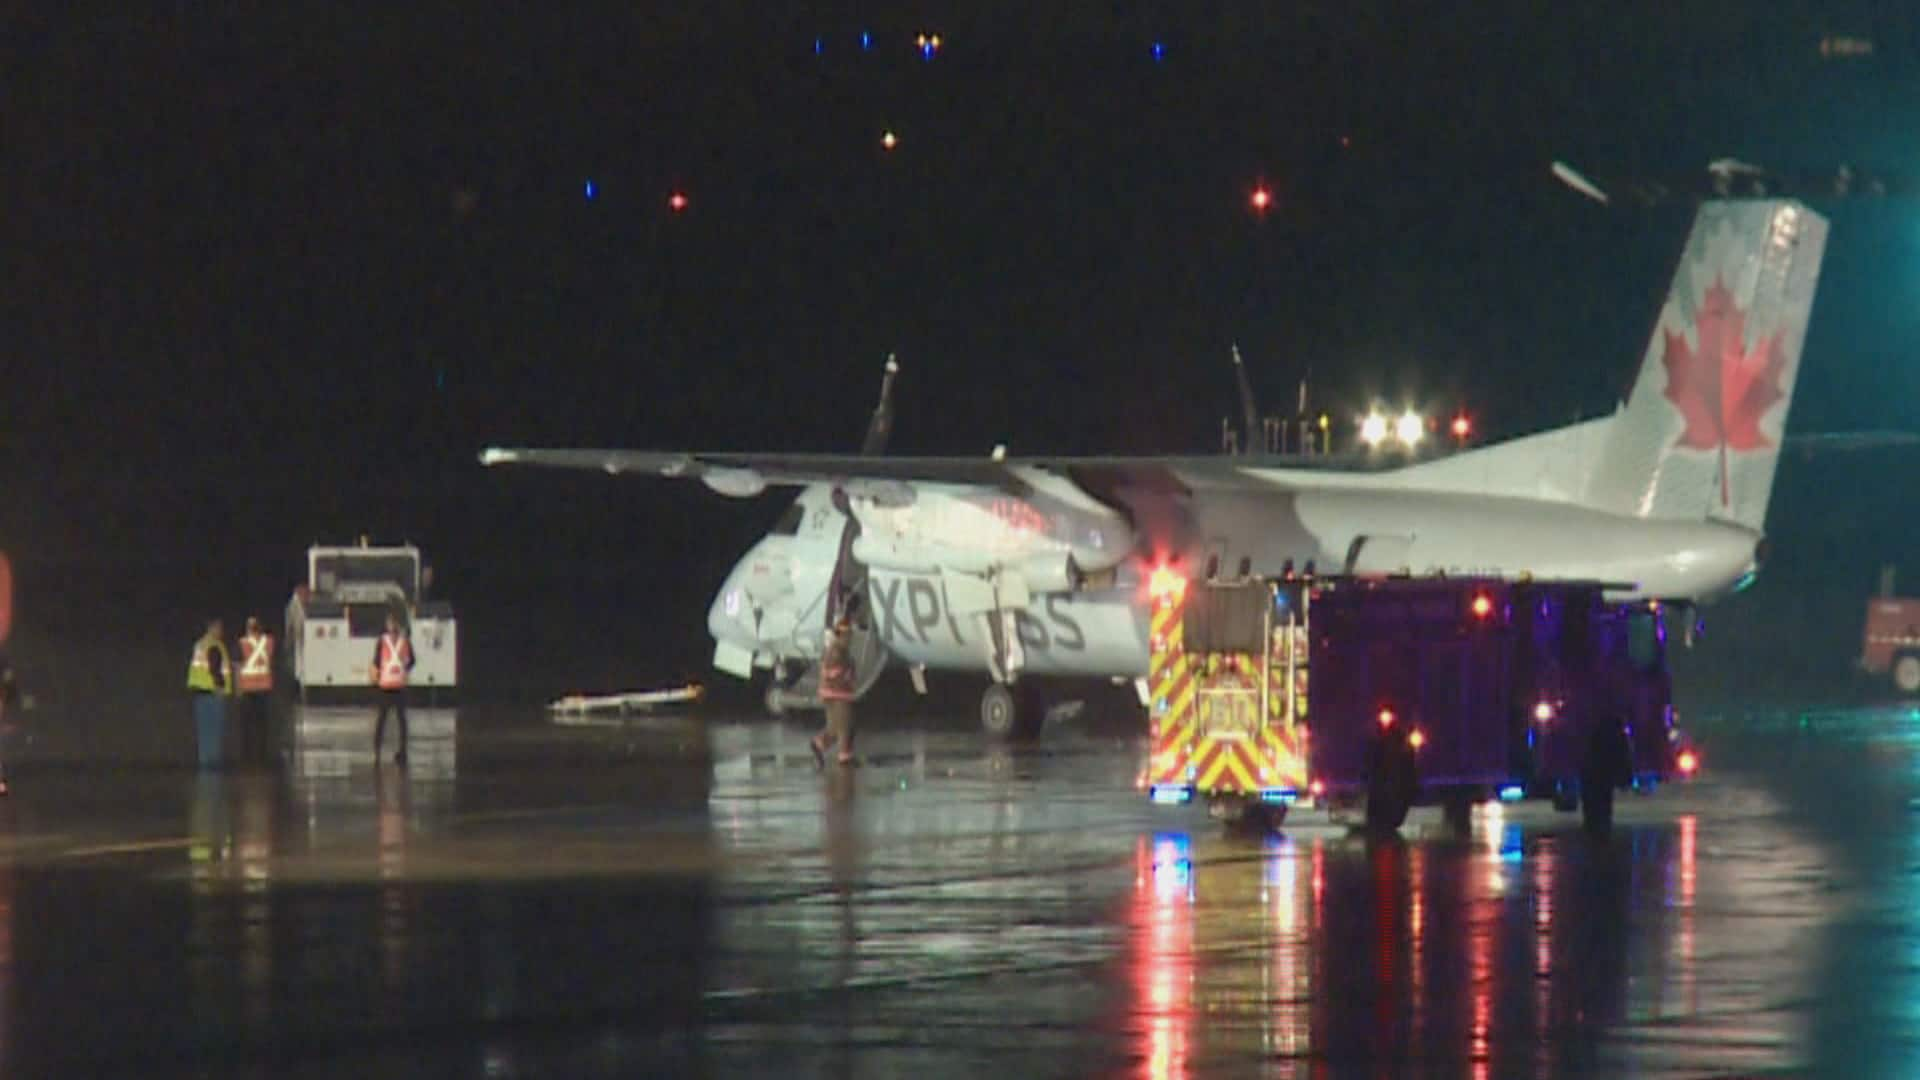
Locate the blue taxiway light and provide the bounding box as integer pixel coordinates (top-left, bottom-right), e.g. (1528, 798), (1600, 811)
(859, 30), (872, 50)
(583, 179), (597, 200)
(1151, 42), (1166, 61)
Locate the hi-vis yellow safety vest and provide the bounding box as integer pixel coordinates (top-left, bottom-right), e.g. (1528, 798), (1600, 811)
(186, 636), (230, 695)
(237, 632), (273, 694)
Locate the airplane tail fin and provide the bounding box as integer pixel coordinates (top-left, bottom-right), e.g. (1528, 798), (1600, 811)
(1582, 200), (1828, 533)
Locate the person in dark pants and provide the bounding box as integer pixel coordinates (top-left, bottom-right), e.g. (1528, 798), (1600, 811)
(370, 611), (415, 765)
(234, 616), (276, 767)
(186, 618), (232, 769)
(810, 618), (857, 769)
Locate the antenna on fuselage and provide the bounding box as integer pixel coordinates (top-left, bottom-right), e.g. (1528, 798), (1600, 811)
(1230, 343), (1260, 457)
(861, 353), (900, 456)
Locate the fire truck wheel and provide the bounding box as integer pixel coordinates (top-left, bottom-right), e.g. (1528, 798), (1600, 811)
(1365, 756), (1414, 832)
(1894, 653), (1920, 696)
(763, 684), (788, 717)
(1256, 802), (1289, 833)
(1581, 778), (1614, 833)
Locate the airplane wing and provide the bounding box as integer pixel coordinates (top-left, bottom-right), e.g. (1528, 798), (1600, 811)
(477, 445), (1319, 501)
(478, 447), (1033, 500)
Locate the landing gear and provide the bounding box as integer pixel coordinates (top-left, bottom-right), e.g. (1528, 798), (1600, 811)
(980, 682), (1045, 740)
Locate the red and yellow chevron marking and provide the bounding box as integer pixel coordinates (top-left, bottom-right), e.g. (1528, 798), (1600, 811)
(1145, 590), (1310, 794)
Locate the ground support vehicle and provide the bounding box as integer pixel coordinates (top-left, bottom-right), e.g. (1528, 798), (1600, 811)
(1145, 572), (1695, 833)
(285, 542), (457, 701)
(1862, 567), (1920, 695)
(1309, 577), (1689, 832)
(1143, 573), (1309, 832)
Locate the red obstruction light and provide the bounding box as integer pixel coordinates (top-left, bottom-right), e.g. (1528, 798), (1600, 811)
(1250, 185), (1273, 212)
(1471, 593), (1493, 619)
(1677, 750), (1699, 775)
(1409, 729), (1426, 750)
(667, 191), (689, 212)
(1533, 700), (1556, 722)
(1451, 414), (1472, 440)
(1377, 708), (1395, 728)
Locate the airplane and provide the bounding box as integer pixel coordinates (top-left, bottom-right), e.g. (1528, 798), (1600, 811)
(483, 197), (1827, 736)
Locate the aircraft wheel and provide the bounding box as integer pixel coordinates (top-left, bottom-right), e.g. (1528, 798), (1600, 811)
(980, 684), (1018, 739)
(1894, 652), (1920, 696)
(981, 682), (1044, 740)
(763, 684), (787, 717)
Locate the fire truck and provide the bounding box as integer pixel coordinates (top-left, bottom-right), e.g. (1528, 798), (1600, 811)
(1861, 566), (1920, 695)
(1145, 571), (1695, 833)
(1143, 570), (1309, 833)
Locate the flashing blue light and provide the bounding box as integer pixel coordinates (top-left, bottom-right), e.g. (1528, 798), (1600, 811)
(1150, 784), (1193, 806)
(859, 30), (872, 50)
(1498, 784), (1525, 803)
(1259, 788), (1298, 805)
(813, 36), (823, 55)
(1154, 831), (1192, 857)
(920, 42), (934, 59)
(1151, 41), (1166, 61)
(583, 179), (597, 200)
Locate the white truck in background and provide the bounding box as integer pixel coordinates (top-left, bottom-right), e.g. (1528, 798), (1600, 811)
(285, 542), (457, 700)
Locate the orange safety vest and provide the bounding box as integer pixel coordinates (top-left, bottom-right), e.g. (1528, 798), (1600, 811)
(237, 632), (274, 693)
(818, 631), (856, 702)
(375, 633), (411, 690)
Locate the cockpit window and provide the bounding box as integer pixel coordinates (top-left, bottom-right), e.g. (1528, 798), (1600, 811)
(771, 504), (805, 536)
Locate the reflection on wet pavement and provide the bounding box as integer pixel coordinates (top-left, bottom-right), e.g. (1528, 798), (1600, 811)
(0, 702), (1893, 1075)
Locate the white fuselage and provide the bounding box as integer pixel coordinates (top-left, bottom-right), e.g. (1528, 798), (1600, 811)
(704, 469), (1761, 681)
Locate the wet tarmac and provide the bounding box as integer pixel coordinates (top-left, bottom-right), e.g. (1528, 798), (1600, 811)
(0, 700), (1911, 1076)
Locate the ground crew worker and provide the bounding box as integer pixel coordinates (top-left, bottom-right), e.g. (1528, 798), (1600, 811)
(235, 615), (275, 767)
(186, 618), (232, 769)
(810, 618), (857, 769)
(371, 611), (414, 764)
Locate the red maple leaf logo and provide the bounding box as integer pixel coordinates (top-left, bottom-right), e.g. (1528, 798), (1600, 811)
(1661, 277), (1786, 508)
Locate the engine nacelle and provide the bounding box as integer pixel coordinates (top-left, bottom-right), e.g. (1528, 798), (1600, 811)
(1013, 551), (1079, 595)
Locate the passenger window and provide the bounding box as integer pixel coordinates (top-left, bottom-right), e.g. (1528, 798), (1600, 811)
(771, 504), (804, 536)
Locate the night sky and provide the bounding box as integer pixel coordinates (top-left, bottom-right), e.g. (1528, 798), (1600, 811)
(6, 5), (1919, 699)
